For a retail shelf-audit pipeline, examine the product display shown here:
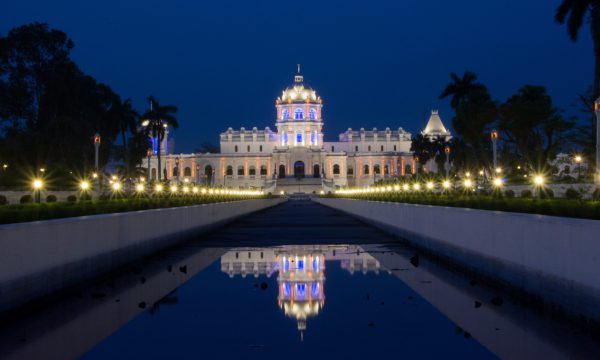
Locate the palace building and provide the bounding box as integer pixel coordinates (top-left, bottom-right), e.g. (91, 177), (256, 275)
(147, 67), (450, 193)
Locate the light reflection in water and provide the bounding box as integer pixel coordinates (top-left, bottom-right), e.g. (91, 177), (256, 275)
(220, 245), (380, 333)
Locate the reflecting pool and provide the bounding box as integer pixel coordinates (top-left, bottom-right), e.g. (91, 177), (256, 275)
(1, 200), (599, 359)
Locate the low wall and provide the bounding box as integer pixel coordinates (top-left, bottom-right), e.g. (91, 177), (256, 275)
(314, 197), (600, 322)
(0, 198), (285, 313)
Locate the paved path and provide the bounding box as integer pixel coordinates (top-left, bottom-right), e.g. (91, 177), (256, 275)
(202, 198), (394, 246)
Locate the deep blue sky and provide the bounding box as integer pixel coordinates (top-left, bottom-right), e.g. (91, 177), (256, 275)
(1, 0), (592, 153)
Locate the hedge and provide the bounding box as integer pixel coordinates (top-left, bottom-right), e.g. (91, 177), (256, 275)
(0, 195), (270, 225)
(327, 193), (600, 220)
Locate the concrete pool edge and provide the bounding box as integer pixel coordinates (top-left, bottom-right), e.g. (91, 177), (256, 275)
(313, 197), (600, 324)
(0, 198), (286, 313)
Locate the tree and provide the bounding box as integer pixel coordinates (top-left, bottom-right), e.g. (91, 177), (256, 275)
(194, 142), (219, 154)
(108, 97), (139, 175)
(556, 1), (600, 99)
(498, 85), (575, 168)
(140, 96), (178, 181)
(439, 71), (485, 109)
(0, 23), (123, 179)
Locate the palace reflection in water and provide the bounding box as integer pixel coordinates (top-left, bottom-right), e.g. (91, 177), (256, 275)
(221, 245), (380, 332)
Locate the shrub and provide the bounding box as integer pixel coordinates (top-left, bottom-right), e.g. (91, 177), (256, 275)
(593, 188), (600, 201)
(20, 194), (33, 204)
(46, 194), (57, 203)
(540, 188), (554, 199)
(520, 190), (533, 198)
(0, 195), (7, 205)
(66, 195), (77, 203)
(564, 188), (581, 200)
(504, 189), (515, 198)
(80, 193), (92, 201)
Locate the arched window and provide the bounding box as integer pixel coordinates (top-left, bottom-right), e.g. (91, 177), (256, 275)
(381, 145), (384, 151)
(184, 167), (192, 176)
(294, 108), (304, 119)
(247, 145), (250, 152)
(368, 145), (371, 151)
(173, 167), (179, 177)
(355, 145), (358, 152)
(309, 108), (317, 120)
(260, 165), (267, 175)
(237, 166), (245, 176)
(296, 133), (303, 144)
(282, 108), (290, 120)
(384, 165), (389, 174)
(333, 164), (340, 175)
(347, 167), (354, 176)
(226, 166), (233, 176)
(259, 145), (263, 152)
(278, 164), (286, 178)
(234, 145), (238, 152)
(249, 166), (256, 176)
(364, 165), (370, 175)
(374, 165), (381, 174)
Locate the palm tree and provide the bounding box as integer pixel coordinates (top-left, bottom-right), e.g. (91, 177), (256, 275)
(556, 1), (600, 99)
(109, 98), (139, 175)
(439, 71), (485, 109)
(140, 96), (178, 181)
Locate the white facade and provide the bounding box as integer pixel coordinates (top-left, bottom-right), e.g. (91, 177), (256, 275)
(147, 69), (450, 192)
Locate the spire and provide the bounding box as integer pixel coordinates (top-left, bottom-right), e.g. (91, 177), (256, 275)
(295, 64), (303, 84)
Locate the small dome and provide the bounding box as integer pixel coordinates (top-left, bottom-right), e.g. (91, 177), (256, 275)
(276, 66), (322, 105)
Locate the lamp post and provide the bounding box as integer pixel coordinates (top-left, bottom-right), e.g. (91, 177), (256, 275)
(574, 155), (583, 181)
(33, 179), (43, 203)
(175, 157), (180, 184)
(146, 149), (152, 181)
(93, 133), (101, 171)
(595, 98), (600, 185)
(444, 146), (450, 178)
(491, 130), (499, 171)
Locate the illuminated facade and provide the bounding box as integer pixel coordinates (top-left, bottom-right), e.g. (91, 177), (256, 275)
(148, 67), (450, 192)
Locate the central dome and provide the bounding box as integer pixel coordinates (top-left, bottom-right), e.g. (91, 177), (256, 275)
(276, 67), (322, 105)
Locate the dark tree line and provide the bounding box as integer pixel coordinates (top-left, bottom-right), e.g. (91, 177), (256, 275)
(0, 23), (179, 187)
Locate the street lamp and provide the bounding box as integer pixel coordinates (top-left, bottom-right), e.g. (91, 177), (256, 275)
(491, 130), (499, 170)
(33, 179), (43, 203)
(444, 146), (450, 178)
(574, 155), (583, 180)
(93, 133), (101, 171)
(80, 181), (90, 191)
(533, 174), (545, 198)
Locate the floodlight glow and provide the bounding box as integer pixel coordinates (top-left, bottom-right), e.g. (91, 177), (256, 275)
(495, 167), (502, 174)
(393, 185), (400, 191)
(33, 179), (43, 190)
(201, 188), (207, 194)
(80, 181), (90, 190)
(112, 182), (121, 191)
(413, 183), (421, 190)
(135, 183), (145, 192)
(170, 186), (178, 193)
(442, 180), (451, 189)
(193, 187), (199, 193)
(575, 155), (582, 163)
(155, 184), (163, 192)
(141, 120), (149, 127)
(183, 186), (189, 193)
(426, 182), (434, 190)
(92, 173), (98, 179)
(463, 179), (473, 188)
(493, 178), (503, 187)
(402, 184), (409, 191)
(533, 175), (545, 186)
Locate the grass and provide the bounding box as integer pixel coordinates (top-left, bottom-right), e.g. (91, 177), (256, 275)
(325, 192), (600, 220)
(0, 195), (271, 225)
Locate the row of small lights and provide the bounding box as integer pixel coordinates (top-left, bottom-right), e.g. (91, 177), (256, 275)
(31, 178), (263, 196)
(335, 175), (545, 195)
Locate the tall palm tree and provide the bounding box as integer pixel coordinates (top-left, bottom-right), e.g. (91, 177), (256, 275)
(439, 71), (485, 109)
(109, 98), (139, 175)
(140, 96), (178, 181)
(556, 1), (600, 99)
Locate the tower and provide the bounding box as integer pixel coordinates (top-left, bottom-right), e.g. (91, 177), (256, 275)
(275, 66), (324, 149)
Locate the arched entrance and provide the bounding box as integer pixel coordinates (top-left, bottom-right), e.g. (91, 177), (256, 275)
(278, 164), (286, 179)
(313, 164), (320, 178)
(294, 161), (305, 178)
(204, 165), (213, 185)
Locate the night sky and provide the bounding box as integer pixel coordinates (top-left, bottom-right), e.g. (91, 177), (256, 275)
(1, 0), (592, 153)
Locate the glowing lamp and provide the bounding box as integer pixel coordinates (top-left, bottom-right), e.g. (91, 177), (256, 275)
(170, 185), (178, 193)
(463, 179), (473, 188)
(193, 187), (199, 193)
(574, 155), (582, 163)
(442, 180), (451, 189)
(112, 182), (121, 191)
(80, 181), (90, 191)
(402, 184), (410, 191)
(533, 175), (545, 186)
(426, 182), (434, 190)
(493, 178), (503, 187)
(155, 184), (163, 192)
(135, 184), (145, 192)
(413, 183), (421, 191)
(33, 179), (43, 190)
